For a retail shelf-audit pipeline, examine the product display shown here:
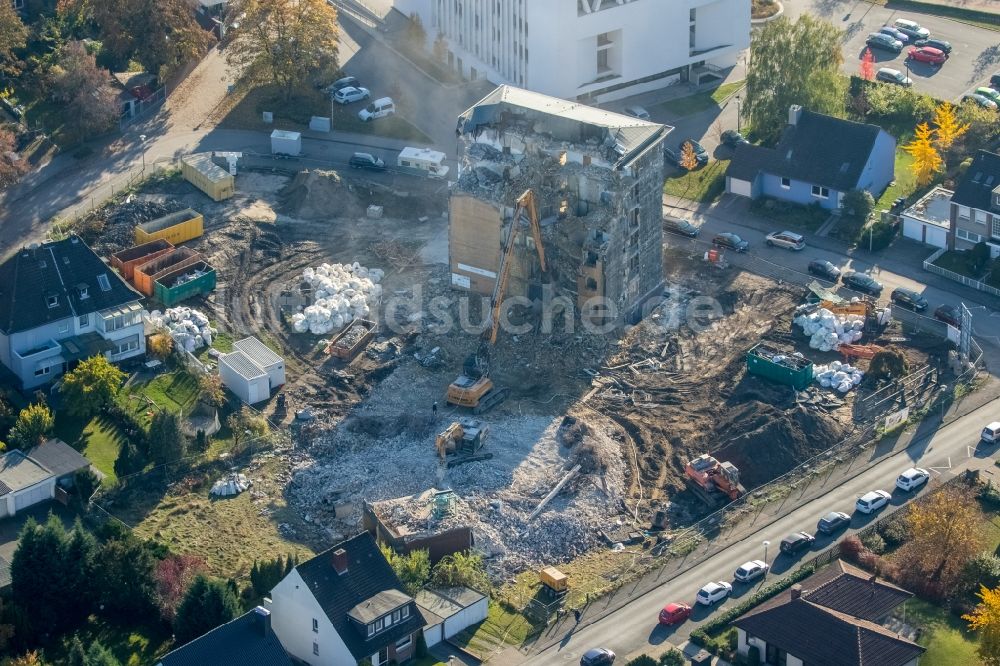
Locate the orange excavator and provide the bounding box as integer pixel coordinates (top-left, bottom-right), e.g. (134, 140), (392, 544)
(685, 454), (745, 503)
(446, 189), (547, 413)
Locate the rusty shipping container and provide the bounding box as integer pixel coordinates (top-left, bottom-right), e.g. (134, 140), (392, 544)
(110, 239), (174, 281)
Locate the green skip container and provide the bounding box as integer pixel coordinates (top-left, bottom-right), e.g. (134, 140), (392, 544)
(746, 343), (814, 390)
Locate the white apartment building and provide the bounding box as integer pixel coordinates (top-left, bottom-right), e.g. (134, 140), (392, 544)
(395, 0), (750, 102)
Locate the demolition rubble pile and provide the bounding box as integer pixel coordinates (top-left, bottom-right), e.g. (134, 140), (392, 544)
(794, 308), (865, 352)
(289, 367), (627, 580)
(290, 263), (384, 335)
(813, 361), (865, 394)
(147, 307), (215, 352)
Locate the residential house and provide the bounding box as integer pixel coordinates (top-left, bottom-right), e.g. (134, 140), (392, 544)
(733, 560), (925, 666)
(726, 105), (897, 211)
(395, 0), (750, 102)
(157, 606), (293, 666)
(0, 439), (92, 518)
(0, 236), (145, 390)
(949, 149), (1000, 256)
(269, 532), (426, 666)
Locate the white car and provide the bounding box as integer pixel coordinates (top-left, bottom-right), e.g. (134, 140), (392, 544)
(333, 86), (371, 104)
(983, 422), (1000, 443)
(624, 105), (650, 120)
(855, 490), (892, 514)
(696, 581), (733, 605)
(896, 467), (930, 491)
(734, 560), (769, 583)
(765, 230), (805, 251)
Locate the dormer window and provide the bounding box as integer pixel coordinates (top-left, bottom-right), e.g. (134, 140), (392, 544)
(97, 273), (111, 291)
(78, 285), (89, 300)
(46, 294), (58, 308)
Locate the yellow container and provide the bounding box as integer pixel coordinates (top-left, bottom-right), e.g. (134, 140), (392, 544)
(134, 208), (204, 245)
(539, 566), (568, 592)
(181, 153), (235, 202)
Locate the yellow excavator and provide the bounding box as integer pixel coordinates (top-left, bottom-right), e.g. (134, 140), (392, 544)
(446, 189), (547, 413)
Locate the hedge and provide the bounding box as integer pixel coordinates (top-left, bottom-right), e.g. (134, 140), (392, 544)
(885, 0), (1000, 28)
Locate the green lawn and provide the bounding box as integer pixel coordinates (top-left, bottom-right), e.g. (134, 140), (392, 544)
(663, 159), (730, 203)
(876, 150), (918, 211)
(904, 598), (980, 666)
(932, 250), (983, 279)
(749, 198), (831, 232)
(52, 412), (125, 485)
(135, 370), (200, 415)
(651, 81), (745, 117)
(450, 602), (539, 657)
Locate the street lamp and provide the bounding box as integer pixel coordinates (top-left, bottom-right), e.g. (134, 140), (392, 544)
(138, 134), (147, 172)
(762, 540), (770, 575)
(735, 95), (742, 134)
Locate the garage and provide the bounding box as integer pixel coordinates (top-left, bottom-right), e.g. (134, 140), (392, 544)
(727, 177), (753, 198)
(902, 217), (948, 249)
(900, 187), (951, 249)
(14, 482), (53, 512)
(0, 439), (92, 518)
(416, 586), (488, 642)
(219, 350), (271, 405)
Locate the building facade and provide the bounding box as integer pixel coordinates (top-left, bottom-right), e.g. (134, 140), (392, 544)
(396, 0), (749, 102)
(949, 149), (1000, 255)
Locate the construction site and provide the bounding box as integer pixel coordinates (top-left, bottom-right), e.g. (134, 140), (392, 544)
(72, 87), (953, 588)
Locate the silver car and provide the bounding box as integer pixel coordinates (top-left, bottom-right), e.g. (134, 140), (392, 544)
(765, 230), (805, 251)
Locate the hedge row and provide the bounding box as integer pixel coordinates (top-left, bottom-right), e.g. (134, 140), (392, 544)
(885, 0), (1000, 27)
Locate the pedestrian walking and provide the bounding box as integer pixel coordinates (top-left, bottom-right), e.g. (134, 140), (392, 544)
(573, 608), (581, 624)
(432, 401), (438, 418)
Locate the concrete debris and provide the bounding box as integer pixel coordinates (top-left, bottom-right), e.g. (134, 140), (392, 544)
(291, 263), (384, 335)
(146, 306), (215, 352)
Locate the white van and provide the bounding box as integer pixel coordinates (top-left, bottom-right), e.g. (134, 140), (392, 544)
(358, 97), (396, 122)
(983, 422), (1000, 444)
(397, 146), (450, 179)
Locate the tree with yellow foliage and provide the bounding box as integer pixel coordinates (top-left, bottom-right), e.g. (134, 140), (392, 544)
(903, 122), (943, 187)
(679, 141), (700, 172)
(931, 101), (970, 151)
(899, 484), (983, 588)
(964, 585), (1000, 666)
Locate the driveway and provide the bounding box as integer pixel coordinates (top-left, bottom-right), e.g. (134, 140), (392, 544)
(0, 501), (77, 586)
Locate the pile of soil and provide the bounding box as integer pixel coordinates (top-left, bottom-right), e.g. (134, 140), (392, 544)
(279, 170), (364, 220)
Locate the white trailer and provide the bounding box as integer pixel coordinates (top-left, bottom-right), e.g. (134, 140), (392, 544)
(270, 129), (302, 156)
(397, 146), (450, 179)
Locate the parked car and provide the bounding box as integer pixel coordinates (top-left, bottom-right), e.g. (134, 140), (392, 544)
(765, 230), (806, 251)
(324, 75), (359, 93)
(663, 215), (700, 238)
(893, 18), (930, 40)
(982, 422), (1000, 444)
(658, 602), (692, 625)
(933, 304), (960, 327)
(348, 152), (386, 171)
(696, 581), (733, 606)
(963, 93), (999, 110)
(358, 97), (396, 121)
(333, 86), (371, 104)
(842, 271), (883, 296)
(855, 489), (892, 514)
(890, 287), (929, 311)
(866, 33), (903, 53)
(896, 467), (930, 491)
(779, 532), (815, 555)
(879, 26), (909, 43)
(876, 68), (913, 87)
(581, 648), (616, 666)
(817, 510), (851, 535)
(624, 105), (650, 120)
(908, 46), (947, 65)
(721, 129), (750, 148)
(712, 232), (749, 252)
(666, 139), (709, 167)
(975, 87), (1000, 104)
(734, 560), (769, 583)
(913, 38), (952, 54)
(992, 72), (1000, 89)
(808, 259), (841, 282)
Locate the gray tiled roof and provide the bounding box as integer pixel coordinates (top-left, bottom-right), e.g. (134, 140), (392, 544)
(28, 439), (91, 478)
(158, 608), (292, 666)
(951, 150), (1000, 211)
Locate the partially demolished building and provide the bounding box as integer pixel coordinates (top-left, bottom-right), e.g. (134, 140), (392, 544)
(450, 85), (671, 325)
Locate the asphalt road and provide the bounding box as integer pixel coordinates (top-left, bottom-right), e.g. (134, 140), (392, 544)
(784, 0), (1000, 100)
(526, 399), (1000, 664)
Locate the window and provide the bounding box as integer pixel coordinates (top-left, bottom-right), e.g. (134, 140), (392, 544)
(780, 177), (791, 189)
(78, 286), (89, 300)
(367, 623), (375, 637)
(13, 0), (25, 10)
(46, 294), (58, 308)
(400, 606), (409, 619)
(113, 338), (139, 356)
(57, 322), (69, 334)
(597, 49), (609, 73)
(811, 185), (829, 199)
(957, 229), (984, 243)
(395, 634), (412, 651)
(312, 618), (319, 633)
(975, 209), (988, 225)
(34, 365), (51, 377)
(391, 610), (401, 623)
(79, 314), (89, 328)
(993, 217), (1000, 240)
(312, 642), (319, 656)
(958, 205), (971, 220)
(375, 617), (384, 632)
(97, 273), (111, 291)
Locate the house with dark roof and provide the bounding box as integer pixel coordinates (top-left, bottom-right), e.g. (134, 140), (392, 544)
(270, 532), (426, 665)
(157, 606), (293, 666)
(0, 439), (92, 518)
(0, 235), (145, 389)
(733, 560), (924, 666)
(726, 105), (896, 211)
(949, 149), (1000, 253)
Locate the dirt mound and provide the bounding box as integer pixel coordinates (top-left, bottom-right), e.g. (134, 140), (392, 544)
(279, 170), (364, 220)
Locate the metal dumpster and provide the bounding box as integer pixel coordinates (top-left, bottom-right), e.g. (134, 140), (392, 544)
(181, 153), (234, 202)
(134, 208), (204, 245)
(746, 343), (814, 390)
(133, 247), (203, 296)
(111, 239), (174, 281)
(153, 261), (217, 306)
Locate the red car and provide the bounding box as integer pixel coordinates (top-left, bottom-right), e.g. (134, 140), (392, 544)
(908, 46), (947, 65)
(658, 602), (692, 625)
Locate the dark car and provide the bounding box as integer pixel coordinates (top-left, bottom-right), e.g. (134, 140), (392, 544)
(890, 287), (929, 311)
(913, 38), (952, 54)
(842, 271), (883, 296)
(878, 26), (909, 43)
(324, 75), (360, 93)
(666, 139), (709, 167)
(780, 531), (816, 555)
(817, 511), (851, 535)
(581, 647), (616, 666)
(993, 72), (1000, 89)
(933, 304), (960, 327)
(663, 215), (700, 237)
(866, 33), (903, 53)
(808, 259), (841, 282)
(348, 152), (386, 171)
(721, 129), (750, 148)
(712, 232), (749, 252)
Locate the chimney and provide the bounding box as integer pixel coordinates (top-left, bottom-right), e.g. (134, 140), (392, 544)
(789, 104), (803, 126)
(790, 584), (802, 600)
(253, 606), (271, 637)
(332, 548), (349, 575)
(870, 574), (877, 585)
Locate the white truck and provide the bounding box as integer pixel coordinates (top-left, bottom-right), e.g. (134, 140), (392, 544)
(270, 129), (302, 157)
